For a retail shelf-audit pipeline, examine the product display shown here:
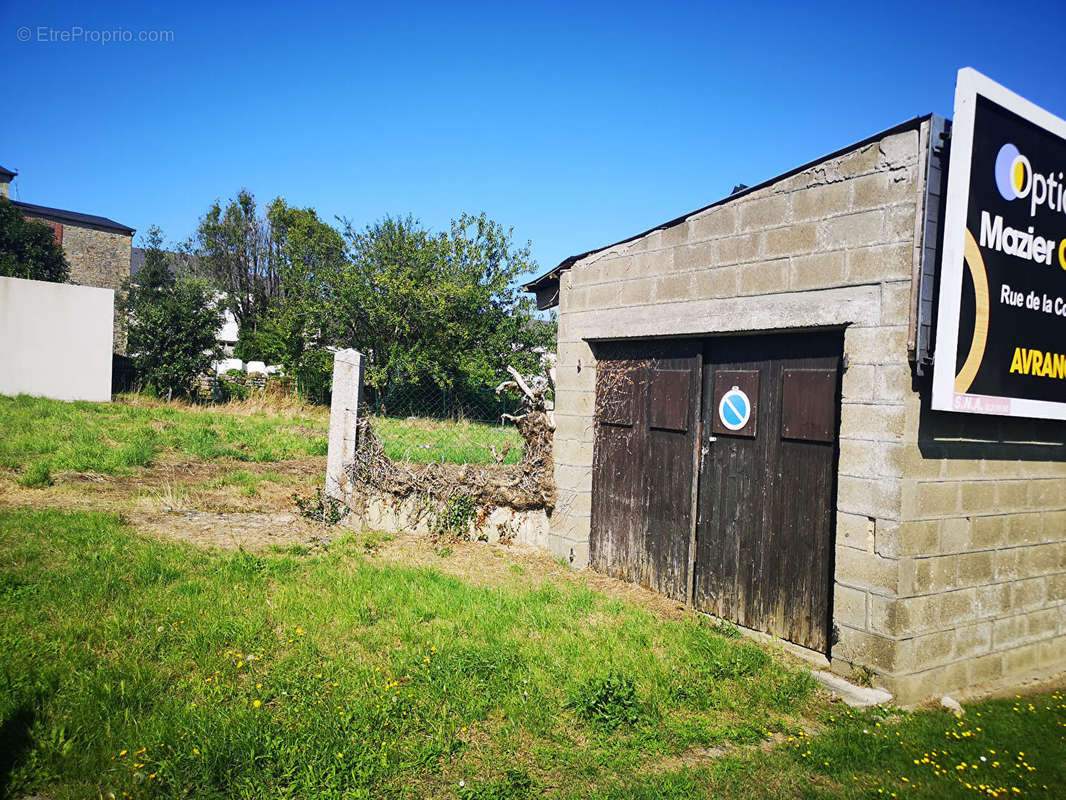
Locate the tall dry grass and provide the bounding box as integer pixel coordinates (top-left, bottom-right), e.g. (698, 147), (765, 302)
(115, 385), (328, 420)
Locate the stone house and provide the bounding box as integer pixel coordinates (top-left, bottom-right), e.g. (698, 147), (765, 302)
(524, 115), (1065, 704)
(1, 165), (134, 353)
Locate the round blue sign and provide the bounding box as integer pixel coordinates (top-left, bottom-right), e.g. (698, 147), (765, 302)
(718, 387), (751, 431)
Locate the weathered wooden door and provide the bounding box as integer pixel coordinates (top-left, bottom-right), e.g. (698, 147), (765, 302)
(693, 332), (842, 653)
(590, 340), (701, 601)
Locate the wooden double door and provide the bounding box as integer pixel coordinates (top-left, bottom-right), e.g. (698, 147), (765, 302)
(589, 331), (843, 653)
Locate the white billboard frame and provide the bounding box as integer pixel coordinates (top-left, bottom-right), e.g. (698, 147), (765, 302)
(931, 67), (1066, 420)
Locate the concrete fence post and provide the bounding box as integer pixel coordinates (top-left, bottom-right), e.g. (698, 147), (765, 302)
(325, 349), (364, 500)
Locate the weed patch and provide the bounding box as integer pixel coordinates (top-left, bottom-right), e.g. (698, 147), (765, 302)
(432, 492), (477, 539)
(16, 461), (53, 488)
(292, 488), (349, 525)
(567, 673), (644, 730)
(458, 769), (533, 800)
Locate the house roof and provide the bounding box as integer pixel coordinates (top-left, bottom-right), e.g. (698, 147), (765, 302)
(0, 165), (16, 180)
(13, 200), (135, 236)
(522, 114), (932, 308)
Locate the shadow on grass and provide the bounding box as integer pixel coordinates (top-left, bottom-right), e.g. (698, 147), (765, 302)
(0, 701), (37, 798)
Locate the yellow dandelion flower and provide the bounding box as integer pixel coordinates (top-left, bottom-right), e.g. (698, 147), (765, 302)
(253, 700), (262, 708)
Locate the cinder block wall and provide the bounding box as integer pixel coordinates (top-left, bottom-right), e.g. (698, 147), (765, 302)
(550, 118), (1065, 703)
(885, 395), (1066, 701)
(63, 224), (132, 354)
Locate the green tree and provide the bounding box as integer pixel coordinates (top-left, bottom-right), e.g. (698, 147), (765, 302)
(190, 193), (347, 398)
(0, 196), (70, 282)
(219, 198), (347, 401)
(329, 213), (555, 396)
(189, 190), (278, 332)
(122, 226), (224, 399)
(265, 198), (347, 387)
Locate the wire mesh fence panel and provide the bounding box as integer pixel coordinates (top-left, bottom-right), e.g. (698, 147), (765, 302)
(363, 383), (524, 465)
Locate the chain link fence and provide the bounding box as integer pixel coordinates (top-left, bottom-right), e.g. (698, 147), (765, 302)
(360, 384), (522, 467)
(363, 383), (524, 465)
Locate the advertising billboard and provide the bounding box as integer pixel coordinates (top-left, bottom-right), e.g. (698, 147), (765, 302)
(932, 68), (1066, 420)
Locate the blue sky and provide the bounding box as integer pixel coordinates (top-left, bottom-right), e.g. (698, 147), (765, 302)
(4, 0), (1066, 279)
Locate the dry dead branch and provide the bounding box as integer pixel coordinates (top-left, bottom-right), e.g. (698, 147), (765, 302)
(344, 367), (556, 525)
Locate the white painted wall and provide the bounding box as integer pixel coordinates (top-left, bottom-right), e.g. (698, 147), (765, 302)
(218, 308), (239, 344)
(0, 276), (114, 402)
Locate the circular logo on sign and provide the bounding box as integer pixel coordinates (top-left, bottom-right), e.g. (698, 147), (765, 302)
(718, 387), (751, 431)
(994, 142), (1031, 201)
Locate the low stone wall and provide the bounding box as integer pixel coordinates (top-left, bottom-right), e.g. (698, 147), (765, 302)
(193, 372), (287, 401)
(326, 349), (555, 551)
(345, 488), (550, 549)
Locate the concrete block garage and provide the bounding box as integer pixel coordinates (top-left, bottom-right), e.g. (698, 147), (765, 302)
(525, 69), (1066, 705)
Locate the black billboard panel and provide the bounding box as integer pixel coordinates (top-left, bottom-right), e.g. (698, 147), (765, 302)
(933, 69), (1066, 420)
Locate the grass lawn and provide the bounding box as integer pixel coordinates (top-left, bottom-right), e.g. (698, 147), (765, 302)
(0, 396), (522, 489)
(0, 508), (815, 800)
(370, 415), (522, 465)
(0, 394), (330, 484)
(1, 509), (1063, 800)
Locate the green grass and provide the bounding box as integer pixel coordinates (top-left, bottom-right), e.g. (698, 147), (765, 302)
(0, 508), (820, 800)
(0, 394), (330, 478)
(206, 469), (287, 496)
(1, 510), (1064, 798)
(0, 395), (523, 481)
(584, 694), (1066, 799)
(371, 415), (523, 465)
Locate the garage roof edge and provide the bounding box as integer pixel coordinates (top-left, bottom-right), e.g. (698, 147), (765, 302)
(522, 114), (933, 303)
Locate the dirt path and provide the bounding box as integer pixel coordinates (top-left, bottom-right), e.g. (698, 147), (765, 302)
(127, 509), (332, 550)
(0, 455), (344, 551)
(0, 455), (325, 513)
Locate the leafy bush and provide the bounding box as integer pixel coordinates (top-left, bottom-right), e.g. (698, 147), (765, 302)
(216, 376), (250, 402)
(234, 320), (288, 364)
(122, 226), (223, 399)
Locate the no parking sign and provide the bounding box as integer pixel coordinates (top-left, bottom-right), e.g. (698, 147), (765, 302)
(711, 370), (759, 437)
(718, 387), (751, 431)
